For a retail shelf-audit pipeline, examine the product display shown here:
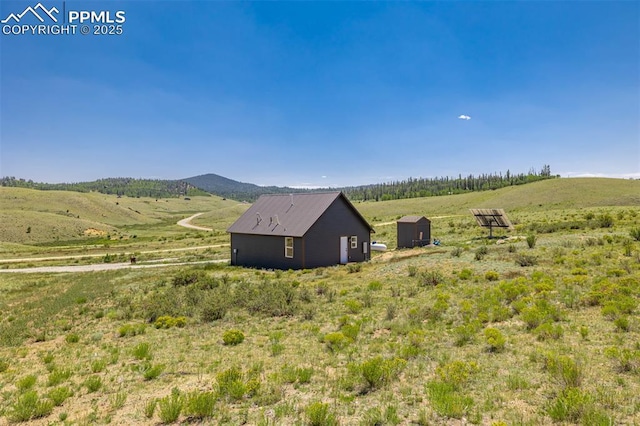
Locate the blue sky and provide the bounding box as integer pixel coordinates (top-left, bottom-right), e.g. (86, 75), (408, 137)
(1, 1), (638, 187)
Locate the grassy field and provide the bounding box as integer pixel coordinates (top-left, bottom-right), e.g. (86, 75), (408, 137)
(0, 178), (639, 425)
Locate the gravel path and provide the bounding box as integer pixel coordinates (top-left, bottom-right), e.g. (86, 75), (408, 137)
(0, 244), (229, 264)
(0, 259), (229, 274)
(176, 213), (213, 231)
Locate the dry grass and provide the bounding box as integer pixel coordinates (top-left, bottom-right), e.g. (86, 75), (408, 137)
(0, 181), (639, 424)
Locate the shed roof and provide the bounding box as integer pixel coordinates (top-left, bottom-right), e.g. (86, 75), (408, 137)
(397, 215), (430, 223)
(227, 192), (373, 237)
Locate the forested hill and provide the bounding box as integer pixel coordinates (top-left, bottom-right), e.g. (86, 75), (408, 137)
(182, 173), (308, 201)
(1, 165), (558, 202)
(341, 166), (557, 201)
(0, 177), (209, 198)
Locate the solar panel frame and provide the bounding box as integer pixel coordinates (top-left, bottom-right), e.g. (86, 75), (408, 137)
(470, 209), (514, 230)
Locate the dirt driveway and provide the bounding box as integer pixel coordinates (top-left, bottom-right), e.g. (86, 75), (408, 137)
(0, 259), (229, 273)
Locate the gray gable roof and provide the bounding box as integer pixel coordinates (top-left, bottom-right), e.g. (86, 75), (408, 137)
(227, 192), (373, 237)
(397, 215), (429, 223)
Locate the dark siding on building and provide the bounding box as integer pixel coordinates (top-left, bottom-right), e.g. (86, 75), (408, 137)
(397, 217), (431, 248)
(304, 197), (371, 268)
(228, 192), (373, 270)
(231, 233), (303, 269)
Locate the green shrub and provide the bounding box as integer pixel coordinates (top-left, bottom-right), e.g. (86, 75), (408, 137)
(545, 387), (594, 422)
(16, 374), (37, 392)
(533, 323), (563, 341)
(324, 332), (350, 352)
(397, 330), (426, 360)
(0, 358), (8, 373)
(172, 269), (206, 286)
(515, 254), (537, 266)
(65, 333), (79, 343)
(506, 374), (529, 390)
(305, 401), (338, 426)
(141, 363), (165, 380)
(281, 364), (314, 384)
(347, 263), (362, 273)
(359, 356), (406, 391)
(407, 265), (418, 276)
(344, 299), (363, 314)
(154, 315), (187, 329)
(47, 368), (72, 386)
(7, 391), (53, 422)
(544, 354), (583, 389)
(454, 321), (480, 347)
(419, 270), (445, 286)
(118, 323), (146, 337)
(222, 329), (245, 346)
(158, 392), (183, 424)
(614, 316), (630, 332)
(426, 381), (474, 419)
(451, 247), (463, 257)
(484, 327), (506, 352)
(91, 359), (107, 373)
(110, 391), (127, 410)
(604, 346), (640, 373)
(596, 213), (614, 228)
(216, 366), (260, 401)
(368, 280), (383, 291)
(297, 367), (314, 384)
(144, 399), (157, 419)
(132, 342), (152, 360)
(385, 303), (398, 320)
(84, 375), (102, 393)
(361, 407), (384, 426)
(435, 360), (479, 389)
(458, 268), (473, 280)
(48, 386), (73, 406)
(485, 271), (499, 281)
(475, 246), (488, 261)
(184, 391), (216, 420)
(526, 234), (537, 249)
(235, 278), (298, 317)
(200, 291), (229, 322)
(630, 227), (640, 242)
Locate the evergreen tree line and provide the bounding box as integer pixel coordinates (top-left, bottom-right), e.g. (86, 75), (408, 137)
(1, 165), (555, 201)
(0, 177), (208, 198)
(341, 165), (555, 202)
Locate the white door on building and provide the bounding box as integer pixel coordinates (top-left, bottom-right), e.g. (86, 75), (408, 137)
(340, 236), (348, 264)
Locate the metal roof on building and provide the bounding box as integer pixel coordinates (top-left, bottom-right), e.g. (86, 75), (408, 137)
(227, 192), (373, 237)
(397, 215), (430, 223)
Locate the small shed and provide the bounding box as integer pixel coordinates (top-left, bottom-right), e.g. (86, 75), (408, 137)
(397, 215), (431, 248)
(227, 192), (374, 270)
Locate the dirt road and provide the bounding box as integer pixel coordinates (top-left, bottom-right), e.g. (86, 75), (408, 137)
(177, 213), (213, 231)
(0, 259), (229, 273)
(0, 244), (229, 264)
(374, 214), (465, 227)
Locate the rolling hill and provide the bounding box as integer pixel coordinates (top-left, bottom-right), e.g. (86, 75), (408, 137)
(0, 178), (637, 246)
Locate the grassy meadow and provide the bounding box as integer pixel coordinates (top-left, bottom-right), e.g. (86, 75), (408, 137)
(0, 178), (639, 425)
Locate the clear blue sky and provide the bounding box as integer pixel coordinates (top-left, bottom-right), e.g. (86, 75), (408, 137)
(1, 1), (638, 187)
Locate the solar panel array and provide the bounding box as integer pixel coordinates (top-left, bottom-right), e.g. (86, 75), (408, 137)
(470, 209), (514, 230)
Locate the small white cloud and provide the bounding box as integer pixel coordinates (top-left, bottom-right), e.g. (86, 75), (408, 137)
(458, 114), (471, 120)
(321, 175), (327, 179)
